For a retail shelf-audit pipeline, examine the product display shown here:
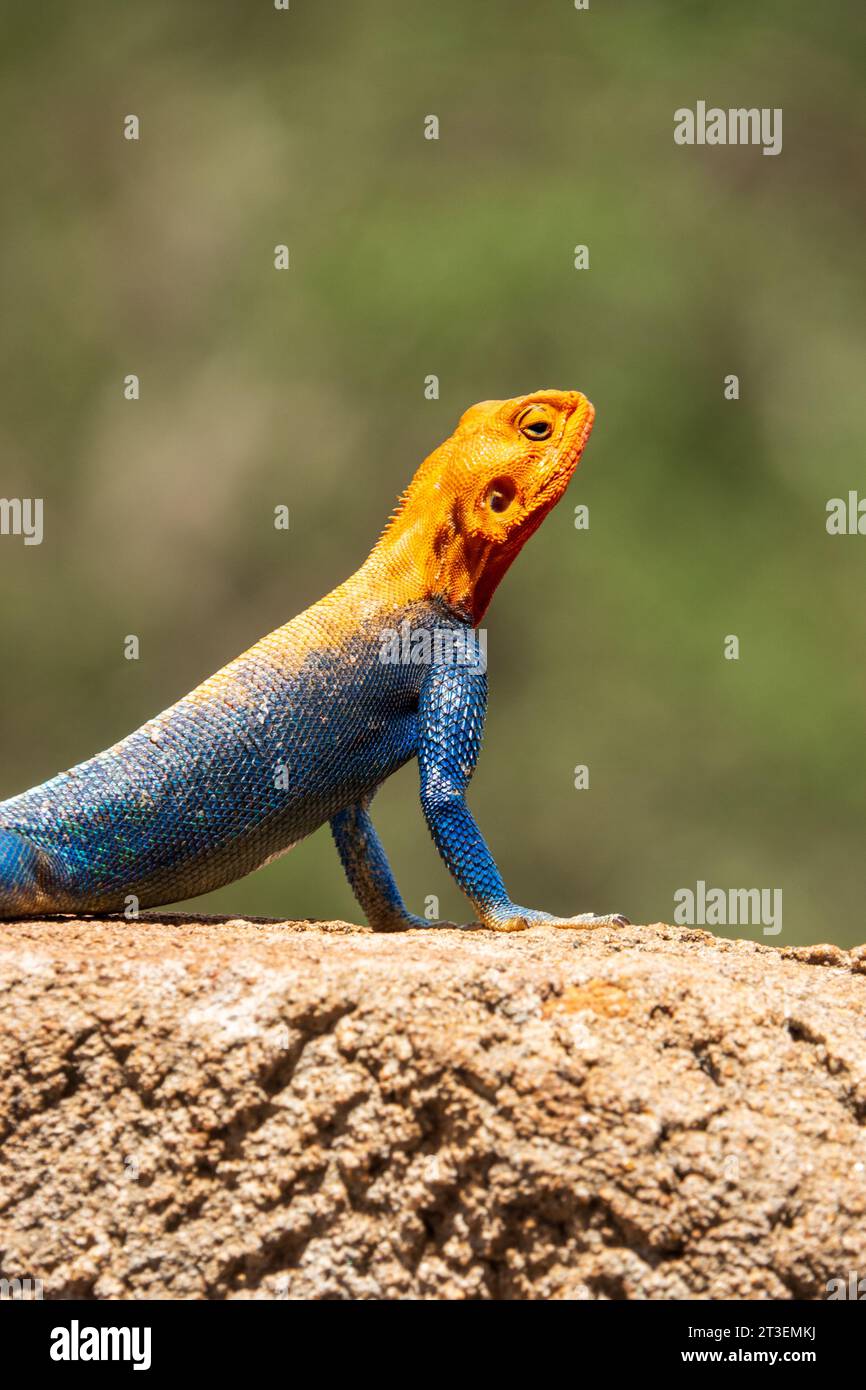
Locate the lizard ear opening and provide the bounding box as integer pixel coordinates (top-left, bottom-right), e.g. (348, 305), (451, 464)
(483, 477), (517, 514)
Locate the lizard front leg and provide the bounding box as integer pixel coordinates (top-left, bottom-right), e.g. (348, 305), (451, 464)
(330, 795), (455, 931)
(417, 658), (628, 932)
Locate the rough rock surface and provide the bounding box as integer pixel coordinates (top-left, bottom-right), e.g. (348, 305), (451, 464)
(1, 915), (865, 1300)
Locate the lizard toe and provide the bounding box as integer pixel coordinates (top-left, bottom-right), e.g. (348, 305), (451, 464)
(564, 911), (630, 928)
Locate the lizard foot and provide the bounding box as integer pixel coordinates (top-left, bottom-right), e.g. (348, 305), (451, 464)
(369, 910), (463, 932)
(554, 911), (631, 929)
(483, 906), (630, 933)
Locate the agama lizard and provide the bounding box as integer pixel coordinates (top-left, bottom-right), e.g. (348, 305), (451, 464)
(0, 389), (626, 931)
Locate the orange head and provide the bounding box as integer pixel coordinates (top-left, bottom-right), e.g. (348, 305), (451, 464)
(371, 389), (595, 622)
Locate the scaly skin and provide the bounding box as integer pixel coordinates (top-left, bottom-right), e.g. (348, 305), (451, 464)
(0, 389), (627, 931)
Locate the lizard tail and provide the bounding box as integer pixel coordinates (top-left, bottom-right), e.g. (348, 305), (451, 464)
(0, 828), (69, 917)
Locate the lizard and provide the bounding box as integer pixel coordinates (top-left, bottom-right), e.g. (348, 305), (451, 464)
(0, 388), (627, 931)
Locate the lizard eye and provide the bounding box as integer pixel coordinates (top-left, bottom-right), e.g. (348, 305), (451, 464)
(517, 406), (554, 441)
(484, 478), (516, 514)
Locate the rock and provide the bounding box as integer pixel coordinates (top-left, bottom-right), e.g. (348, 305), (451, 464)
(0, 915), (865, 1300)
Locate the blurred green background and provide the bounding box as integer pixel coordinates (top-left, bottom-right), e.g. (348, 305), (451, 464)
(0, 0), (864, 945)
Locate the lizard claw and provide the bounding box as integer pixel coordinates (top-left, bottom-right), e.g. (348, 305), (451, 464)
(562, 911), (630, 928)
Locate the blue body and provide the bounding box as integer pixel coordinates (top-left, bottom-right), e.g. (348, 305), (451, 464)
(0, 602), (516, 925)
